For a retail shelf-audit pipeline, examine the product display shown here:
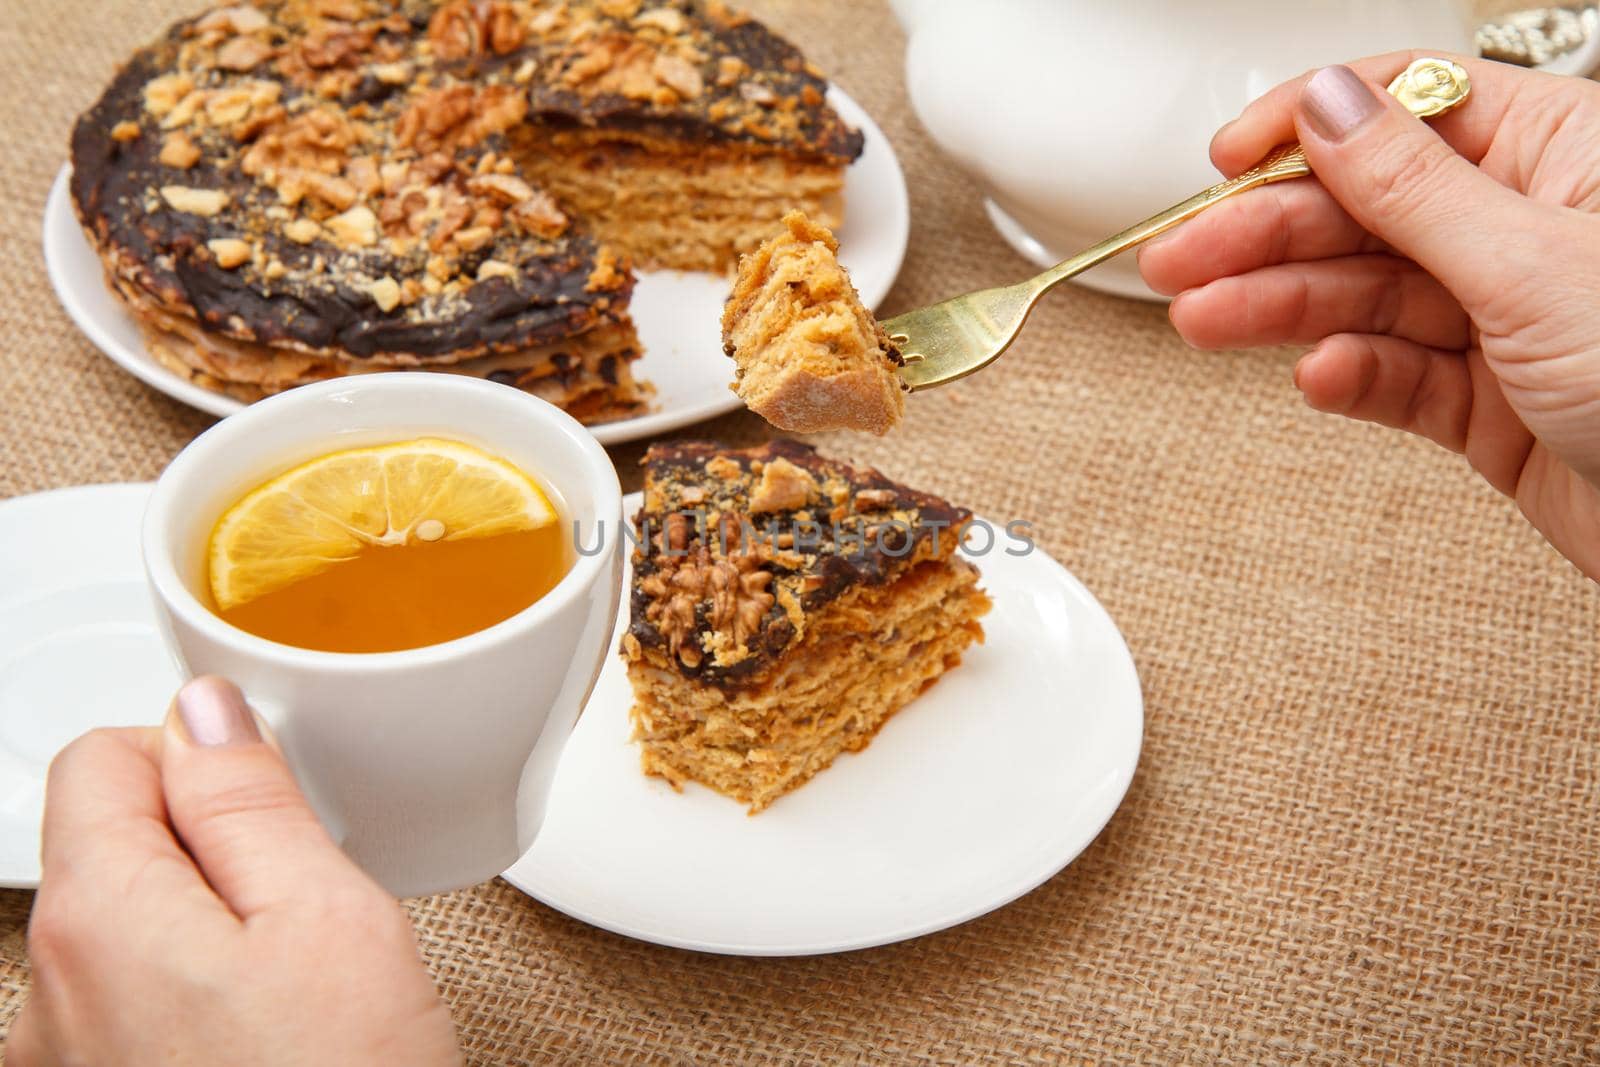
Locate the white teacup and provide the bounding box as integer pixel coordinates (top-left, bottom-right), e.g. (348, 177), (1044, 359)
(142, 374), (622, 898)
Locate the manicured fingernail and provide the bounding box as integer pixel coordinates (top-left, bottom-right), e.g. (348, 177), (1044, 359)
(1167, 293), (1194, 340)
(175, 676), (261, 747)
(1301, 66), (1381, 143)
(1139, 231), (1174, 257)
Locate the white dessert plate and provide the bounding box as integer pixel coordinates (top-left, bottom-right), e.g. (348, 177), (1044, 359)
(0, 484), (179, 888)
(41, 88), (908, 446)
(0, 487), (1142, 961)
(503, 493), (1143, 955)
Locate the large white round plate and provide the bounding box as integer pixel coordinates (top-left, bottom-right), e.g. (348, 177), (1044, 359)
(0, 484), (180, 888)
(503, 493), (1143, 955)
(42, 88), (908, 445)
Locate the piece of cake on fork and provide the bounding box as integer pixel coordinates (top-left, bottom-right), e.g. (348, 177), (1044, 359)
(620, 440), (991, 812)
(722, 212), (905, 435)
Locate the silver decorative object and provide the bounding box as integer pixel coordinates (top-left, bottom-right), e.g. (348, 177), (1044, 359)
(1477, 5), (1600, 75)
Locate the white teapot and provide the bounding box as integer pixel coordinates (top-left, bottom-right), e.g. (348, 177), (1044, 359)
(890, 0), (1478, 299)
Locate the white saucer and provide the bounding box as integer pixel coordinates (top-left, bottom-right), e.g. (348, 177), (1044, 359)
(0, 484), (179, 887)
(41, 88), (908, 445)
(503, 493), (1143, 955)
(983, 197), (1164, 303)
(0, 487), (1142, 958)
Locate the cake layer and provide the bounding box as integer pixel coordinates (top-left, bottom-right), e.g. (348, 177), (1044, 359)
(630, 556), (989, 811)
(639, 610), (985, 811)
(514, 131), (846, 271)
(122, 272), (650, 421)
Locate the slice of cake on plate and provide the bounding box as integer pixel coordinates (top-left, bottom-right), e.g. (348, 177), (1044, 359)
(621, 440), (990, 812)
(722, 212), (904, 434)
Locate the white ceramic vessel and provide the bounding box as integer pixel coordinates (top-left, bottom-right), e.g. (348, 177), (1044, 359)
(143, 374), (623, 898)
(891, 0), (1478, 299)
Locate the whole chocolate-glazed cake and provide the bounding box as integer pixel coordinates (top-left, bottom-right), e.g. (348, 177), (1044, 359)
(70, 0), (863, 418)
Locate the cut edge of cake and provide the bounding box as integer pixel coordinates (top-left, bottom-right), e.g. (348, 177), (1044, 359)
(510, 0), (864, 271)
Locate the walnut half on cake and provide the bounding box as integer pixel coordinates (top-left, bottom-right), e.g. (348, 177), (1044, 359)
(722, 212), (905, 435)
(621, 440), (991, 812)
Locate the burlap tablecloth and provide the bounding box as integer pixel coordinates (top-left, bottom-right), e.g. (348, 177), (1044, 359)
(3, 1), (1598, 1062)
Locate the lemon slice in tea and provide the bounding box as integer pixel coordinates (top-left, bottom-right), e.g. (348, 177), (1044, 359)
(208, 437), (557, 611)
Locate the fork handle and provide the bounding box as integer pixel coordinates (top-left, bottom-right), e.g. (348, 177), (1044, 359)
(1030, 57), (1472, 297)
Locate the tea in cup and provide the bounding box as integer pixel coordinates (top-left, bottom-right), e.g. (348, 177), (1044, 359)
(207, 436), (573, 654)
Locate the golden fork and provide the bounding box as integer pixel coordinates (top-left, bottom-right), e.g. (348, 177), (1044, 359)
(888, 56), (1473, 391)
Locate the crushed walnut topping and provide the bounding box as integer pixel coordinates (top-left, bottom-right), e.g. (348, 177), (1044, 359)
(159, 131), (202, 169)
(366, 275), (401, 311)
(395, 82), (527, 155)
(160, 185), (229, 215)
(476, 259), (518, 281)
(853, 488), (897, 512)
(428, 0), (527, 62)
(216, 35), (274, 72)
(323, 204), (377, 247)
(196, 5), (270, 35)
(143, 74), (193, 118)
(207, 237), (253, 267)
(283, 217), (322, 243)
(749, 457), (815, 514)
(584, 246), (626, 291)
(651, 53), (702, 100)
(634, 6), (687, 35)
(714, 55), (746, 87)
(738, 80), (777, 106)
(705, 455), (741, 481)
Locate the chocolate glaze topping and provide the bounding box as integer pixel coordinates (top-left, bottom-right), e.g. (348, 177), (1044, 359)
(628, 440), (971, 685)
